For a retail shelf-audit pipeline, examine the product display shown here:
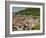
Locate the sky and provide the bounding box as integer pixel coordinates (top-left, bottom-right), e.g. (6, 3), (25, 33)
(12, 7), (26, 13)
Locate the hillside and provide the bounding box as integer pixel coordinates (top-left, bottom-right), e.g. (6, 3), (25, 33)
(13, 8), (40, 16)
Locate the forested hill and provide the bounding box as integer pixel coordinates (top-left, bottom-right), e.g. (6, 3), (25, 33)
(13, 8), (40, 16)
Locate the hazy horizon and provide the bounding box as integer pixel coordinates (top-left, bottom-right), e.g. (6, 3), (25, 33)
(12, 7), (26, 13)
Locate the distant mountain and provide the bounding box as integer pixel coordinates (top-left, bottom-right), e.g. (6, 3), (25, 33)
(13, 8), (40, 16)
